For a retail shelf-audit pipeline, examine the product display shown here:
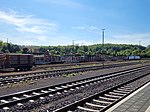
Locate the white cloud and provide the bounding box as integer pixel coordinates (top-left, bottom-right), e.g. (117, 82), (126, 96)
(47, 35), (96, 46)
(88, 26), (98, 30)
(72, 25), (100, 33)
(113, 33), (150, 40)
(0, 10), (58, 34)
(19, 40), (35, 46)
(111, 33), (150, 46)
(73, 40), (96, 46)
(72, 26), (85, 30)
(36, 36), (48, 41)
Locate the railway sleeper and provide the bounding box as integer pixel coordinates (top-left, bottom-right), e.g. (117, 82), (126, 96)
(86, 102), (106, 108)
(12, 97), (20, 100)
(23, 94), (31, 98)
(41, 90), (49, 93)
(93, 99), (111, 105)
(104, 94), (121, 99)
(77, 106), (99, 112)
(109, 92), (126, 96)
(113, 90), (129, 94)
(84, 103), (104, 110)
(90, 101), (108, 107)
(99, 96), (117, 102)
(117, 88), (132, 92)
(120, 86), (133, 90)
(1, 100), (9, 103)
(32, 92), (40, 95)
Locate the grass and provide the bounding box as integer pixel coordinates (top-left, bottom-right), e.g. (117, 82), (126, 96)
(1, 80), (37, 89)
(62, 72), (83, 77)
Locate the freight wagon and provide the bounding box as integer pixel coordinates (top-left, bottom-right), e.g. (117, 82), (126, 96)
(127, 56), (141, 60)
(0, 54), (34, 70)
(34, 55), (45, 65)
(0, 54), (5, 69)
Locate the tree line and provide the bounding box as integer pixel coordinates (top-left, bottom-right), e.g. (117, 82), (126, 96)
(38, 44), (150, 58)
(1, 40), (150, 58)
(0, 41), (20, 53)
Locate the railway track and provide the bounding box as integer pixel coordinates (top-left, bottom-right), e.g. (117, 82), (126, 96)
(32, 62), (102, 71)
(0, 62), (143, 87)
(54, 70), (150, 112)
(0, 62), (101, 73)
(0, 65), (150, 112)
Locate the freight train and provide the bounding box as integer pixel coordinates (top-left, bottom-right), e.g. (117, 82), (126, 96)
(0, 52), (141, 71)
(0, 53), (104, 70)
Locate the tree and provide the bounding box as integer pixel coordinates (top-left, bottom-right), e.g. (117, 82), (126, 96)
(22, 47), (29, 54)
(12, 45), (20, 53)
(1, 46), (7, 53)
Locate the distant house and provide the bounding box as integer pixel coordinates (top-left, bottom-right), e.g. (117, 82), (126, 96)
(32, 48), (40, 54)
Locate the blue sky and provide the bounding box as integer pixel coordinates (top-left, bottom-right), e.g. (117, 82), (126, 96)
(0, 0), (150, 46)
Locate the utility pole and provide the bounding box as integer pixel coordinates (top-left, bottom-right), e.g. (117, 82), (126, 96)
(6, 38), (9, 53)
(101, 29), (105, 67)
(102, 29), (105, 48)
(139, 40), (141, 55)
(72, 40), (74, 63)
(73, 40), (74, 54)
(7, 38), (8, 44)
(139, 40), (142, 64)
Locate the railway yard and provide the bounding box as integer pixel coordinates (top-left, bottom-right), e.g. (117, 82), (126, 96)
(0, 60), (150, 112)
(1, 0), (150, 112)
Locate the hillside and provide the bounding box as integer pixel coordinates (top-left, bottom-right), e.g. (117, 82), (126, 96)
(1, 40), (150, 58)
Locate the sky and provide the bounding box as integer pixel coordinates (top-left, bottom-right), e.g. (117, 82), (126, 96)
(0, 0), (150, 46)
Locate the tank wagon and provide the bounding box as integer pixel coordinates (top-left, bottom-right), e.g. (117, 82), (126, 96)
(0, 54), (33, 70)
